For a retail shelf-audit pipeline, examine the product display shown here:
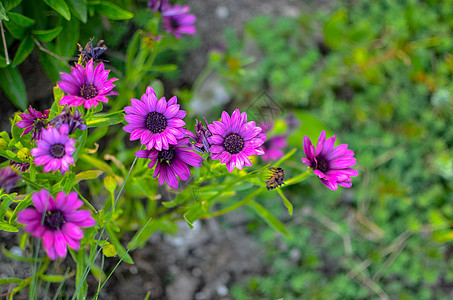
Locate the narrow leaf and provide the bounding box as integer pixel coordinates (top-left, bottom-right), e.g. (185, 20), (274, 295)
(32, 26), (63, 42)
(94, 1), (133, 20)
(276, 189), (293, 215)
(0, 66), (28, 110)
(12, 35), (34, 67)
(0, 221), (18, 232)
(248, 200), (291, 237)
(86, 111), (124, 128)
(106, 224), (133, 264)
(67, 0), (87, 23)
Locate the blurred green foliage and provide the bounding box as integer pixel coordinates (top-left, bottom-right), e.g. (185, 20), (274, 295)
(212, 0), (453, 298)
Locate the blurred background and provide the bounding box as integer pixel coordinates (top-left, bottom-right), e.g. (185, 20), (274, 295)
(2, 0), (453, 299)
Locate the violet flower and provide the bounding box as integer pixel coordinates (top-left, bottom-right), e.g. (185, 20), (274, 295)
(31, 125), (76, 174)
(10, 161), (30, 172)
(136, 137), (202, 189)
(187, 118), (212, 154)
(162, 5), (196, 38)
(0, 167), (20, 193)
(302, 130), (358, 191)
(15, 107), (49, 140)
(148, 0), (169, 13)
(259, 121), (287, 162)
(208, 109), (266, 172)
(123, 86), (186, 151)
(17, 190), (95, 260)
(57, 60), (118, 109)
(50, 107), (87, 134)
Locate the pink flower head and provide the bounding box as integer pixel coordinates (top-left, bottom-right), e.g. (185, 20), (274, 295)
(17, 190), (95, 260)
(0, 167), (20, 193)
(207, 109), (266, 172)
(186, 118), (212, 154)
(136, 137), (202, 189)
(148, 0), (169, 13)
(123, 86), (186, 151)
(162, 5), (196, 38)
(31, 125), (76, 174)
(302, 130), (358, 191)
(15, 107), (49, 140)
(57, 60), (118, 109)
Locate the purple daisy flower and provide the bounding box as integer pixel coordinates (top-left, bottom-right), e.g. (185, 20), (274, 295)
(31, 125), (76, 174)
(0, 167), (20, 193)
(123, 86), (186, 151)
(162, 5), (196, 38)
(57, 60), (118, 109)
(207, 109), (267, 172)
(15, 107), (49, 140)
(186, 118), (212, 154)
(148, 0), (169, 13)
(17, 190), (95, 260)
(10, 161), (30, 172)
(302, 130), (358, 191)
(136, 137), (202, 189)
(50, 107), (87, 135)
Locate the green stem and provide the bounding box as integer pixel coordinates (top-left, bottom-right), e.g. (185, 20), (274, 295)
(203, 188), (264, 218)
(283, 169), (312, 187)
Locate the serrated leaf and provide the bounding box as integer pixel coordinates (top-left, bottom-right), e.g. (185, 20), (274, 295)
(86, 111), (124, 128)
(43, 0), (71, 21)
(0, 222), (18, 232)
(67, 0), (87, 23)
(94, 1), (133, 20)
(32, 26), (63, 42)
(12, 35), (34, 67)
(0, 66), (27, 110)
(102, 243), (117, 257)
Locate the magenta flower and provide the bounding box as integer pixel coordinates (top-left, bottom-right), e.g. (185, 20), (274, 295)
(186, 118), (212, 154)
(50, 107), (87, 134)
(302, 130), (358, 191)
(162, 5), (196, 38)
(31, 125), (76, 174)
(57, 60), (118, 109)
(17, 190), (95, 260)
(123, 86), (186, 151)
(15, 107), (49, 140)
(207, 109), (266, 172)
(136, 137), (202, 189)
(259, 121), (287, 162)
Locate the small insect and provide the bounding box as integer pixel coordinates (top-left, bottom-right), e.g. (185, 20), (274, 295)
(77, 37), (108, 66)
(266, 167), (285, 190)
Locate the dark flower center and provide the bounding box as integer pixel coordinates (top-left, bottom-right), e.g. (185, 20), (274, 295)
(50, 143), (65, 158)
(44, 210), (65, 230)
(170, 17), (179, 30)
(34, 119), (47, 131)
(80, 84), (98, 99)
(146, 112), (167, 133)
(224, 133), (244, 154)
(316, 157), (329, 173)
(158, 147), (175, 164)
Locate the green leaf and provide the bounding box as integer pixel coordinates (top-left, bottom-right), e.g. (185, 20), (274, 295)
(0, 278), (22, 284)
(126, 31), (140, 73)
(62, 172), (76, 193)
(10, 193), (32, 223)
(40, 274), (66, 282)
(183, 203), (204, 229)
(0, 66), (27, 110)
(0, 221), (18, 232)
(3, 0), (22, 11)
(42, 0), (71, 21)
(86, 111), (124, 128)
(4, 12), (34, 39)
(12, 35), (34, 67)
(75, 170), (103, 183)
(276, 189), (293, 216)
(102, 243), (117, 257)
(94, 1), (133, 20)
(55, 18), (79, 57)
(0, 193), (15, 219)
(148, 64), (177, 73)
(72, 129), (87, 163)
(67, 0), (87, 23)
(106, 224), (133, 264)
(32, 26), (63, 42)
(0, 2), (9, 21)
(0, 55), (7, 67)
(248, 200), (291, 237)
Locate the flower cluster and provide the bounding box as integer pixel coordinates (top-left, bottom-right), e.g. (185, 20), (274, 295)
(18, 190), (95, 260)
(123, 87), (267, 188)
(148, 0), (196, 38)
(14, 60), (117, 175)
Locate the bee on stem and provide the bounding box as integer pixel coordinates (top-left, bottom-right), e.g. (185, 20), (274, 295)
(266, 167), (285, 190)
